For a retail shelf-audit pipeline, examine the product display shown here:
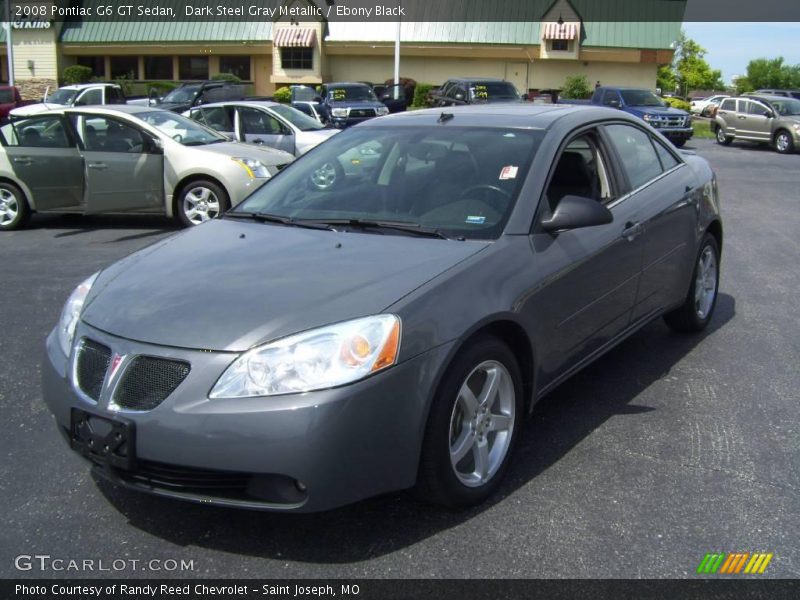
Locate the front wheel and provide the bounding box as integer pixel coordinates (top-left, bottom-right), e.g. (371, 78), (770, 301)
(175, 180), (229, 227)
(774, 130), (794, 154)
(715, 126), (733, 146)
(664, 233), (720, 333)
(416, 336), (523, 508)
(0, 182), (31, 231)
(672, 139), (687, 148)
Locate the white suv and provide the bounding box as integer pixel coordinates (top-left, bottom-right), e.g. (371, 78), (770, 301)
(11, 83), (126, 117)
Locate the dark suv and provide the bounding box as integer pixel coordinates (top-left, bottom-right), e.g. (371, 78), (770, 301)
(431, 78), (521, 106)
(319, 82), (389, 128)
(152, 81), (246, 113)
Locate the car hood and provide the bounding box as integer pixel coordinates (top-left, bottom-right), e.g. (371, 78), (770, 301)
(329, 100), (384, 110)
(10, 102), (65, 116)
(194, 141), (294, 165)
(82, 220), (487, 352)
(295, 128), (338, 150)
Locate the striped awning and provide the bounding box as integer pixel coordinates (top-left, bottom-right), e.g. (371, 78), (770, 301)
(542, 22), (578, 40)
(274, 27), (317, 48)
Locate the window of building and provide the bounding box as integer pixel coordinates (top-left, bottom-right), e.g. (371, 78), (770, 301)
(145, 56), (172, 80)
(219, 56), (251, 80)
(280, 48), (313, 70)
(550, 39), (569, 51)
(77, 56), (104, 78)
(110, 56), (138, 80)
(179, 56), (209, 80)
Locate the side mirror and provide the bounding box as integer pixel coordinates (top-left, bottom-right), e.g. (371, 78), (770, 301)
(541, 195), (613, 232)
(521, 93), (530, 101)
(146, 137), (164, 155)
(608, 99), (621, 109)
(313, 96), (323, 103)
(454, 93), (464, 101)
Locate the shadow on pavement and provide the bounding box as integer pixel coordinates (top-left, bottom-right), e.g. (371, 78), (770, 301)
(95, 294), (736, 563)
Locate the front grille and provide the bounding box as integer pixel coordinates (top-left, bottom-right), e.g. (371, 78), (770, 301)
(75, 339), (112, 401)
(120, 459), (251, 492)
(350, 108), (376, 118)
(113, 356), (190, 411)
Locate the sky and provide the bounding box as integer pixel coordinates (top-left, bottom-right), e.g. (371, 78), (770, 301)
(682, 23), (800, 84)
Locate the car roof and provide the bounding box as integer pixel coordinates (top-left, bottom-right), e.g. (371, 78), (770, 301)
(326, 82), (371, 88)
(199, 100), (281, 109)
(59, 83), (118, 90)
(445, 77), (508, 83)
(358, 103), (632, 129)
(60, 105), (169, 116)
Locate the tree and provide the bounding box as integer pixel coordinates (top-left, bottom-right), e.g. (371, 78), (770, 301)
(560, 74), (591, 99)
(62, 65), (93, 85)
(736, 57), (800, 93)
(672, 31), (725, 95)
(657, 65), (677, 95)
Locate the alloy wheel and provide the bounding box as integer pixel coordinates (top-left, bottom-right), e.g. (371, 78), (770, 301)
(775, 133), (791, 153)
(0, 188), (19, 227)
(694, 245), (718, 319)
(182, 186), (221, 225)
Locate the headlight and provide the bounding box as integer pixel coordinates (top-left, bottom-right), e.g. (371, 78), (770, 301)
(331, 108), (349, 118)
(376, 106), (390, 116)
(642, 114), (654, 121)
(232, 157), (271, 178)
(210, 315), (401, 398)
(793, 123), (800, 132)
(57, 272), (99, 356)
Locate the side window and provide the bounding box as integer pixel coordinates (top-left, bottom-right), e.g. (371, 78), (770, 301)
(198, 106), (234, 132)
(653, 138), (680, 171)
(2, 115), (71, 148)
(74, 88), (102, 107)
(451, 86), (466, 101)
(545, 132), (612, 211)
(747, 101), (771, 117)
(602, 90), (620, 106)
(73, 115), (147, 153)
(604, 124), (664, 191)
(735, 99), (747, 113)
(105, 87), (124, 104)
(239, 107), (285, 135)
(719, 98), (736, 111)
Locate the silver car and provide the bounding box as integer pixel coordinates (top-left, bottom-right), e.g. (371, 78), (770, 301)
(0, 105), (294, 230)
(185, 100), (338, 156)
(714, 95), (800, 154)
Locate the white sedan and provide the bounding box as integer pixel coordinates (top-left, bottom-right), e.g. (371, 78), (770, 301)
(184, 100), (338, 156)
(690, 95), (729, 116)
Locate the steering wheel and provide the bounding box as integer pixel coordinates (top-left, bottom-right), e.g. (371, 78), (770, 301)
(458, 184), (512, 208)
(172, 133), (183, 143)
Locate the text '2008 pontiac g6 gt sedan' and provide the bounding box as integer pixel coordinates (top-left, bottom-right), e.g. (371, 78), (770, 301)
(42, 105), (722, 512)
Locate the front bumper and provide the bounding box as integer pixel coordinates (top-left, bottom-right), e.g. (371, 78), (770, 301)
(331, 115), (378, 129)
(42, 323), (454, 512)
(655, 126), (694, 141)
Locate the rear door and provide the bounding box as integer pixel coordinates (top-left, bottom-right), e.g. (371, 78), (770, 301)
(70, 113), (164, 213)
(188, 105), (236, 139)
(716, 98), (738, 134)
(1, 113), (84, 210)
(235, 106), (295, 153)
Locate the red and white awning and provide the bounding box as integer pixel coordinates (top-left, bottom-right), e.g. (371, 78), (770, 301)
(274, 27), (317, 48)
(542, 22), (578, 40)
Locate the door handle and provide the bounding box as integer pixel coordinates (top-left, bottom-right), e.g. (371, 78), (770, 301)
(12, 157), (32, 164)
(87, 162), (108, 170)
(622, 221), (643, 241)
(737, 115), (747, 120)
(252, 138), (265, 144)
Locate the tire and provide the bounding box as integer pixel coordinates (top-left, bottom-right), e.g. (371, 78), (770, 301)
(715, 126), (733, 146)
(0, 182), (31, 231)
(774, 130), (794, 154)
(672, 139), (687, 148)
(664, 233), (720, 333)
(416, 335), (523, 508)
(175, 179), (229, 227)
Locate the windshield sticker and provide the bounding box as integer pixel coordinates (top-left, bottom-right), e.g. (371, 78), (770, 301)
(466, 215), (486, 225)
(331, 89), (346, 101)
(472, 85), (489, 99)
(499, 166), (518, 180)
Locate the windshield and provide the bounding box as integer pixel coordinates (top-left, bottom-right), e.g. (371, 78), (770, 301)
(46, 89), (78, 105)
(770, 98), (800, 116)
(136, 111), (227, 145)
(469, 82), (520, 102)
(328, 86), (378, 102)
(269, 104), (325, 131)
(234, 126), (542, 240)
(162, 86), (200, 104)
(620, 90), (665, 107)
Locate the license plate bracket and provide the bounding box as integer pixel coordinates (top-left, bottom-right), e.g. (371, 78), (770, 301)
(70, 408), (136, 471)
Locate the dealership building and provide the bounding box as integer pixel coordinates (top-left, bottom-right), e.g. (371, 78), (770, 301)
(1, 0), (683, 99)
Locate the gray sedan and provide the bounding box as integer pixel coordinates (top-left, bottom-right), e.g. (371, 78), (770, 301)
(0, 106), (294, 229)
(42, 105), (722, 512)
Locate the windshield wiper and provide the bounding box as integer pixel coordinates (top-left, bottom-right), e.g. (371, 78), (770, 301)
(224, 212), (333, 230)
(307, 218), (458, 240)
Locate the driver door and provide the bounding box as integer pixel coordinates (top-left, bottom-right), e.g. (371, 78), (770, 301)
(69, 113), (164, 213)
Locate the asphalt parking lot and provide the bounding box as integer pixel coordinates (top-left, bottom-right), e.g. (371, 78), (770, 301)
(1, 138), (798, 579)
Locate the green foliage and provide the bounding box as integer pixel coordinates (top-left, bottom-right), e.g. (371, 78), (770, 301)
(657, 65), (677, 95)
(412, 83), (435, 107)
(663, 97), (691, 112)
(113, 71), (135, 96)
(736, 57), (800, 93)
(560, 74), (591, 99)
(273, 86), (292, 103)
(148, 81), (178, 96)
(62, 65), (93, 85)
(212, 72), (241, 83)
(667, 31), (725, 96)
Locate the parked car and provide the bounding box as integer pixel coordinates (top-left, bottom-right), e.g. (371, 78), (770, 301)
(431, 78), (521, 106)
(185, 100), (338, 156)
(714, 95), (800, 153)
(318, 82), (390, 128)
(0, 105), (293, 230)
(146, 81), (247, 113)
(561, 87), (694, 147)
(41, 104), (722, 512)
(752, 89), (800, 100)
(10, 83), (127, 117)
(373, 78), (416, 113)
(690, 94), (729, 117)
(0, 86), (32, 120)
(291, 100), (326, 124)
